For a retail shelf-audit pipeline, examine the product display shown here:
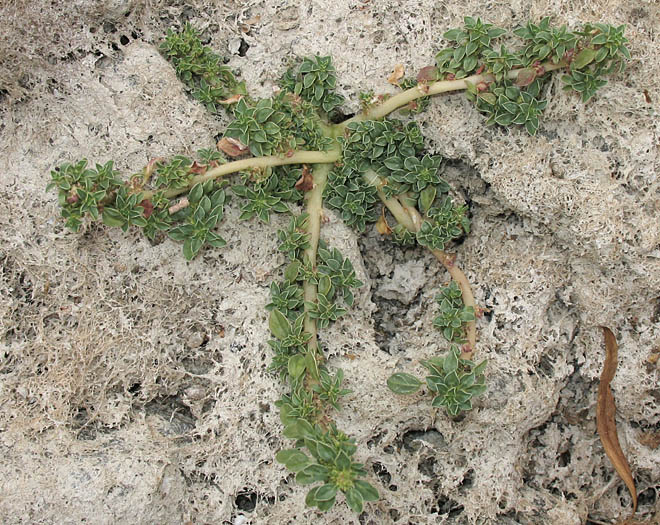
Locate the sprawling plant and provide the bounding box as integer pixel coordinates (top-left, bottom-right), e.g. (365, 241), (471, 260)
(48, 19), (628, 513)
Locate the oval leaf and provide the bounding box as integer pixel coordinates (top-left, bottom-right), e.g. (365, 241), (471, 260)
(387, 373), (422, 394)
(269, 309), (290, 340)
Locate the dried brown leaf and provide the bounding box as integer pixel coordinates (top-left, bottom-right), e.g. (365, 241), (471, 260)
(416, 65), (439, 83)
(217, 137), (249, 157)
(387, 64), (404, 85)
(218, 94), (243, 105)
(294, 165), (314, 192)
(597, 327), (637, 517)
(189, 161), (207, 175)
(514, 67), (537, 87)
(637, 431), (660, 449)
(375, 209), (392, 235)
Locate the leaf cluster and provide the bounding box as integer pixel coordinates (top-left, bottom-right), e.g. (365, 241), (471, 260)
(436, 17), (507, 79)
(232, 165), (304, 222)
(159, 23), (245, 113)
(387, 346), (486, 416)
(312, 368), (352, 411)
(153, 155), (194, 189)
(562, 23), (630, 102)
(433, 281), (475, 344)
(326, 119), (425, 230)
(167, 180), (227, 260)
(469, 81), (547, 135)
(225, 93), (332, 157)
(280, 55), (344, 115)
(416, 197), (470, 252)
(276, 423), (378, 513)
(47, 159), (122, 231)
(268, 310), (311, 376)
(514, 17), (578, 65)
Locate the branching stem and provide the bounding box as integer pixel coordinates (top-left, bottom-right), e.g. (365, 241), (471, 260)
(345, 60), (566, 125)
(363, 170), (477, 357)
(141, 149), (340, 201)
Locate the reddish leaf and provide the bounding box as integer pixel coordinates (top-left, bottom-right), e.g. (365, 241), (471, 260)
(295, 165), (314, 192)
(597, 327), (637, 517)
(139, 199), (154, 219)
(189, 161), (207, 174)
(217, 137), (249, 157)
(416, 66), (439, 83)
(514, 68), (537, 87)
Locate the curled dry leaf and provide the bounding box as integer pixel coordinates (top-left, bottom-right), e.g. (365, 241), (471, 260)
(168, 198), (189, 215)
(217, 137), (249, 157)
(597, 327), (637, 517)
(139, 199), (154, 219)
(189, 161), (208, 175)
(218, 94), (243, 105)
(417, 65), (439, 83)
(375, 209), (392, 235)
(387, 64), (405, 85)
(294, 165), (314, 192)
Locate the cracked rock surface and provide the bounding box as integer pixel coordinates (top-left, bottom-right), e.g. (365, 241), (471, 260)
(1, 1), (658, 523)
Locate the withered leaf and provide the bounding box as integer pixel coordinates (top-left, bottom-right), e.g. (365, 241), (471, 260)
(294, 165), (314, 192)
(597, 327), (637, 517)
(375, 209), (392, 235)
(218, 94), (243, 105)
(515, 67), (537, 87)
(189, 161), (207, 175)
(416, 65), (439, 83)
(387, 64), (405, 85)
(217, 137), (249, 157)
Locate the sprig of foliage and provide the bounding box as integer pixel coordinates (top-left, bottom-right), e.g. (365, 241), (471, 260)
(434, 17), (630, 133)
(416, 198), (470, 252)
(167, 180), (227, 260)
(436, 17), (507, 79)
(388, 346), (487, 416)
(160, 23), (246, 113)
(280, 55), (345, 115)
(313, 368), (352, 410)
(47, 159), (123, 231)
(433, 281), (476, 344)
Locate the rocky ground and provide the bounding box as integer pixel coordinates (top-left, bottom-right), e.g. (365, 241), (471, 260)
(1, 0), (658, 523)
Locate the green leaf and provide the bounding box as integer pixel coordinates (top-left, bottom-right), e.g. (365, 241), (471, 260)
(305, 486), (320, 506)
(315, 484), (338, 502)
(573, 48), (596, 69)
(269, 309), (290, 340)
(387, 373), (422, 394)
(188, 183), (204, 203)
(102, 208), (125, 228)
(183, 238), (195, 260)
(345, 487), (364, 513)
(315, 440), (336, 462)
(354, 480), (379, 501)
(317, 495), (336, 511)
(444, 350), (458, 373)
(419, 186), (437, 214)
(288, 354), (307, 379)
(276, 449), (311, 472)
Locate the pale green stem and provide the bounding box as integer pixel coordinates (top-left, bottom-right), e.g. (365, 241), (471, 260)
(142, 149), (340, 200)
(363, 171), (477, 357)
(302, 163), (331, 353)
(344, 60), (566, 125)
